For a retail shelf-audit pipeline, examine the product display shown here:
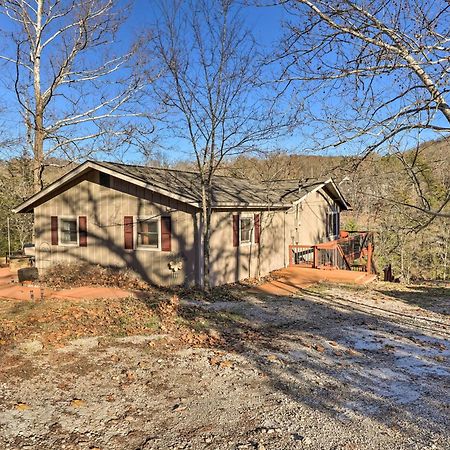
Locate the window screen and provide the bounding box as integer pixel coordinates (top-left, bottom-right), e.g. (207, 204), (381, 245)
(137, 219), (159, 248)
(60, 219), (78, 244)
(240, 216), (253, 244)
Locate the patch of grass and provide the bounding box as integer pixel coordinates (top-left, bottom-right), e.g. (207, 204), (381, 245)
(214, 310), (246, 324)
(144, 316), (160, 330)
(174, 315), (209, 332)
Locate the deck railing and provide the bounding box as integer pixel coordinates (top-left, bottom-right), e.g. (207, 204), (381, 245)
(289, 231), (375, 273)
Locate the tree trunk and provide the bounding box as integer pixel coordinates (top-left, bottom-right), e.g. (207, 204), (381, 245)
(201, 181), (212, 291)
(33, 110), (44, 192)
(31, 0), (44, 193)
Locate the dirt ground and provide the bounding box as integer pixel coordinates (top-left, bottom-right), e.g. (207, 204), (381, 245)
(0, 282), (448, 450)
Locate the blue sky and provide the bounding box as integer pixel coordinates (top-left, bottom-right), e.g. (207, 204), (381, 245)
(0, 0), (302, 164)
(0, 1), (446, 164)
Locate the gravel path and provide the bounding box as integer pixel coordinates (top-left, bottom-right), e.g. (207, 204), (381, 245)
(0, 284), (448, 450)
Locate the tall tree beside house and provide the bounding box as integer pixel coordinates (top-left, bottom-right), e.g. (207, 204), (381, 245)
(276, 0), (450, 221)
(0, 0), (152, 192)
(151, 0), (284, 289)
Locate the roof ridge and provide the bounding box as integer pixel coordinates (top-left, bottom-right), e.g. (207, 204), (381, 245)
(260, 178), (324, 184)
(95, 160), (249, 180)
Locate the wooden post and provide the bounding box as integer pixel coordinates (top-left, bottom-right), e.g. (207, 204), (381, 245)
(313, 246), (318, 269)
(367, 243), (373, 273)
(289, 245), (293, 266)
(7, 217), (11, 259)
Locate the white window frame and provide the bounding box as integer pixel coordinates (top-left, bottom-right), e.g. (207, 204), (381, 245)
(58, 216), (79, 247)
(239, 213), (254, 246)
(135, 216), (161, 251)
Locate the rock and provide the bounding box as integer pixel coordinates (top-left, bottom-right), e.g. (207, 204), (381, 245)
(172, 403), (187, 412)
(67, 336), (99, 351)
(291, 433), (303, 441)
(18, 340), (43, 354)
(208, 329), (221, 340)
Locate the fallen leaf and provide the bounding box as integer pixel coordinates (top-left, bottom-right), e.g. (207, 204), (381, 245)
(15, 403), (31, 411)
(71, 399), (86, 408)
(219, 360), (233, 369)
(345, 348), (359, 356)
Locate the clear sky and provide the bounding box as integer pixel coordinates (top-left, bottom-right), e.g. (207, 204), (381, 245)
(0, 0), (302, 165)
(0, 1), (446, 165)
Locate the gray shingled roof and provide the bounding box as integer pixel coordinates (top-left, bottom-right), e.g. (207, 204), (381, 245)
(96, 161), (326, 207)
(14, 160), (350, 213)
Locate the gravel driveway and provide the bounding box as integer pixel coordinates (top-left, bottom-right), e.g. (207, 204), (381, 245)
(0, 283), (448, 450)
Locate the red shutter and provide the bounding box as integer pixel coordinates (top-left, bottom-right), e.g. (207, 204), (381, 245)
(161, 216), (172, 252)
(254, 213), (261, 244)
(51, 216), (58, 245)
(79, 216), (87, 247)
(232, 214), (239, 247)
(124, 216), (134, 250)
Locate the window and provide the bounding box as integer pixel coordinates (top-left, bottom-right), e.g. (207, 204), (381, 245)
(60, 218), (78, 244)
(137, 218), (159, 249)
(327, 206), (340, 238)
(240, 216), (253, 244)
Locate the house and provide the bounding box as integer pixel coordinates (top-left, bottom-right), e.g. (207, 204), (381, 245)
(13, 160), (350, 287)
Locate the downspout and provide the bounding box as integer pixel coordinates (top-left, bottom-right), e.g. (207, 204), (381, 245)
(196, 211), (204, 287)
(284, 210), (287, 267)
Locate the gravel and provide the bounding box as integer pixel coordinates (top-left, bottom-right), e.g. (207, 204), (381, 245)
(0, 283), (448, 450)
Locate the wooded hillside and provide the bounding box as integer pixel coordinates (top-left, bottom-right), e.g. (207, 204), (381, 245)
(218, 139), (450, 281)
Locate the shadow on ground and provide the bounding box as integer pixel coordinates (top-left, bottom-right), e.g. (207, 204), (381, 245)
(178, 283), (450, 445)
(376, 285), (449, 315)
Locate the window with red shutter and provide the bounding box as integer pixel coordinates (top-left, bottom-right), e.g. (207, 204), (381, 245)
(79, 216), (87, 247)
(161, 216), (172, 252)
(124, 216), (134, 250)
(51, 216), (58, 245)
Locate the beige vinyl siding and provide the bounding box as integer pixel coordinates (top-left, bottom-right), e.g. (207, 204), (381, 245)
(294, 189), (332, 245)
(209, 209), (293, 286)
(33, 170), (337, 287)
(34, 170), (198, 286)
(208, 188), (335, 286)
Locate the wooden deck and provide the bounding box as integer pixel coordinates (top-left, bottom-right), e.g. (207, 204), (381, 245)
(253, 266), (376, 296)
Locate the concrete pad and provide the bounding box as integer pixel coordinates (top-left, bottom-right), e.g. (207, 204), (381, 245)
(0, 267), (133, 301)
(51, 286), (132, 300)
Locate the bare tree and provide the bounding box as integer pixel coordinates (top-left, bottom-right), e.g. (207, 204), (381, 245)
(275, 0), (450, 219)
(0, 0), (152, 192)
(152, 0), (285, 289)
